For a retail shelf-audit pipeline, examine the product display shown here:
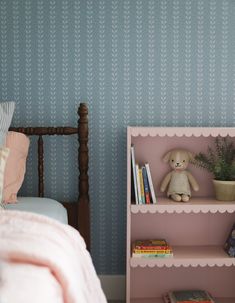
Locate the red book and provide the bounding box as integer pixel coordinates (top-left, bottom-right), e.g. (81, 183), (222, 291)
(133, 239), (168, 250)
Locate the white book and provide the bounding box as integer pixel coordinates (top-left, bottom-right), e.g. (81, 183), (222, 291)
(135, 164), (142, 204)
(145, 163), (157, 204)
(131, 145), (139, 204)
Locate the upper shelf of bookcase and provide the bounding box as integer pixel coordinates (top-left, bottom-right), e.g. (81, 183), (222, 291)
(131, 198), (235, 214)
(128, 127), (235, 138)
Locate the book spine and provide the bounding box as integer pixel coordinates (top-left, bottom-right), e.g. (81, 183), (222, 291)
(135, 164), (142, 204)
(133, 249), (172, 254)
(131, 145), (139, 204)
(145, 163), (157, 204)
(134, 245), (171, 250)
(142, 166), (151, 204)
(139, 168), (146, 204)
(132, 253), (173, 258)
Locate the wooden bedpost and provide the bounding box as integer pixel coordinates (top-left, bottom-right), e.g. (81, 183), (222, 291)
(38, 135), (44, 197)
(78, 103), (90, 251)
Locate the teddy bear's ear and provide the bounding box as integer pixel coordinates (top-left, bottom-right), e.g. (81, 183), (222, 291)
(163, 151), (172, 163)
(187, 151), (195, 161)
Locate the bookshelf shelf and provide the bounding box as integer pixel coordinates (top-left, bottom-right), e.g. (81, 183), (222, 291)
(126, 127), (235, 303)
(131, 197), (235, 214)
(130, 246), (235, 268)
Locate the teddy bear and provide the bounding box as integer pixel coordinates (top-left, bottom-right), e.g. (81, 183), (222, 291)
(160, 149), (199, 202)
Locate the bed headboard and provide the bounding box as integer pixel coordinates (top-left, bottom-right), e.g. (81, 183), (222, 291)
(9, 103), (90, 250)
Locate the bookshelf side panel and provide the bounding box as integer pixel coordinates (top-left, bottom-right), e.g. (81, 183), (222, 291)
(127, 127), (132, 303)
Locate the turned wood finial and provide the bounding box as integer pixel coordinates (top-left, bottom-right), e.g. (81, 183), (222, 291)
(78, 103), (90, 251)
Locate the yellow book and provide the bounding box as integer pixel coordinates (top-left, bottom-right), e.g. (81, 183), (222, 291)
(133, 249), (172, 254)
(139, 168), (145, 204)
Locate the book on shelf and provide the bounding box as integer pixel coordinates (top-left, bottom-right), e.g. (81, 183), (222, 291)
(133, 239), (168, 250)
(142, 166), (151, 204)
(164, 290), (215, 303)
(132, 239), (173, 258)
(131, 145), (139, 204)
(224, 222), (235, 257)
(133, 248), (172, 254)
(135, 164), (142, 204)
(138, 167), (146, 204)
(145, 163), (157, 204)
(130, 145), (157, 204)
(132, 252), (173, 258)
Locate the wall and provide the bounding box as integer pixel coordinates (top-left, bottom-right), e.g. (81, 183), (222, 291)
(0, 0), (235, 274)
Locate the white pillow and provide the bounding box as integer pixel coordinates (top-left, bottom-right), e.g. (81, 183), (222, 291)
(0, 102), (15, 146)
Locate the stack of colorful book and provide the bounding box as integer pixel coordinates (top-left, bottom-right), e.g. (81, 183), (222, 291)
(132, 239), (173, 258)
(163, 290), (215, 303)
(131, 144), (157, 204)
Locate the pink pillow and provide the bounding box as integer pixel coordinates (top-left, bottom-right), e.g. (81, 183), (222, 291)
(3, 131), (30, 203)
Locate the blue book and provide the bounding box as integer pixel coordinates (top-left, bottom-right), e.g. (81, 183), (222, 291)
(142, 166), (151, 204)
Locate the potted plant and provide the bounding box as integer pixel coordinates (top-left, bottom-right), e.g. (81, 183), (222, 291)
(193, 137), (235, 201)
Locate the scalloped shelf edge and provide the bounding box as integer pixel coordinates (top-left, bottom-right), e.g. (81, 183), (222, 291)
(129, 127), (235, 138)
(130, 198), (235, 214)
(131, 207), (235, 214)
(130, 262), (235, 268)
(130, 246), (235, 268)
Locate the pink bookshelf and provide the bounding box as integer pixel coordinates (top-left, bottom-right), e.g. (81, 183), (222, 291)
(126, 127), (235, 303)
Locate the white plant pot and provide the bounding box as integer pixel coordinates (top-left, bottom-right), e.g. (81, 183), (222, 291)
(213, 180), (235, 201)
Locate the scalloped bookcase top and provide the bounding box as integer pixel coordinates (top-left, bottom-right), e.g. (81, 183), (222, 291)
(128, 127), (235, 137)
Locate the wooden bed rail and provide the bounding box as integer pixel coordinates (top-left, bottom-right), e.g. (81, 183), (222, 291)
(8, 127), (78, 136)
(9, 103), (90, 251)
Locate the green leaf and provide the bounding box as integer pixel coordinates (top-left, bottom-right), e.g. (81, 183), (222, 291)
(193, 137), (235, 181)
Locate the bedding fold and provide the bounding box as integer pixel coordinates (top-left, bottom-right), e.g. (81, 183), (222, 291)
(0, 210), (107, 303)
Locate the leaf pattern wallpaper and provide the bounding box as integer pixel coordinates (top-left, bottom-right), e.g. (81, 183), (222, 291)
(0, 0), (235, 274)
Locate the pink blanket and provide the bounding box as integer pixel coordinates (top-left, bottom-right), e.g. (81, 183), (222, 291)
(0, 210), (107, 303)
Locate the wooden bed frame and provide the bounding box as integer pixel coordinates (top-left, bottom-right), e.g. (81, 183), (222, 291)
(9, 103), (90, 250)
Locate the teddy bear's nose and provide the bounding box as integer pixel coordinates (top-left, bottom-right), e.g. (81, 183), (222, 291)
(176, 162), (180, 165)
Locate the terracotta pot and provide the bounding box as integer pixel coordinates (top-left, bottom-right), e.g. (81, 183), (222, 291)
(213, 180), (235, 201)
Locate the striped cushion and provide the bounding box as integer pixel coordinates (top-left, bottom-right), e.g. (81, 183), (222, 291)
(0, 147), (9, 209)
(0, 102), (15, 146)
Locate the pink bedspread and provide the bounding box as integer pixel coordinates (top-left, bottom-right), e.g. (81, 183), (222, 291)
(0, 210), (107, 303)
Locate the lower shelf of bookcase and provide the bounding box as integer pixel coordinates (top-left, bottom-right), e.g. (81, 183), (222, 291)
(130, 245), (235, 268)
(130, 298), (235, 303)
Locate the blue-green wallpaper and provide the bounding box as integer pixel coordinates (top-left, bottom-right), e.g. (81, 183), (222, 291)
(1, 0), (235, 274)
